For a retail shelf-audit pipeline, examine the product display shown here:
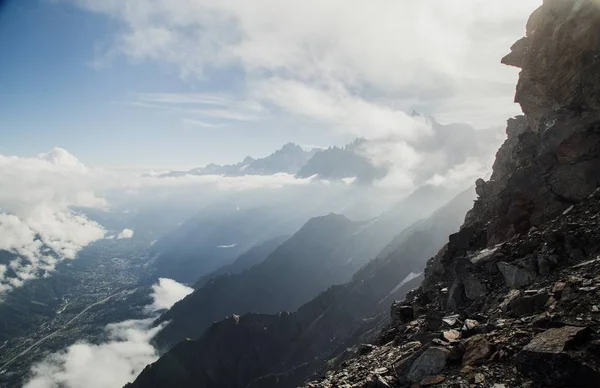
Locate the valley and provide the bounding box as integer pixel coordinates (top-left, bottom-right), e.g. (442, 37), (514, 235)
(0, 238), (156, 387)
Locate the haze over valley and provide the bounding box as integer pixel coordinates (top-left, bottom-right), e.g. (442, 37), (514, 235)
(3, 0), (579, 387)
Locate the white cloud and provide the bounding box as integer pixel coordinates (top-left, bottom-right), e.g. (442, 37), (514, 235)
(182, 118), (224, 129)
(148, 277), (194, 312)
(68, 0), (541, 129)
(0, 149), (107, 296)
(24, 319), (162, 388)
(24, 278), (192, 388)
(117, 228), (134, 239)
(217, 244), (237, 249)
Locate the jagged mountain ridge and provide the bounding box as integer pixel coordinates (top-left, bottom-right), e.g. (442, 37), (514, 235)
(162, 143), (317, 178)
(161, 141), (385, 181)
(296, 139), (388, 183)
(126, 186), (475, 387)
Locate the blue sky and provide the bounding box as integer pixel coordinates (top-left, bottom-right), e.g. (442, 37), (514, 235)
(0, 0), (339, 168)
(0, 0), (541, 168)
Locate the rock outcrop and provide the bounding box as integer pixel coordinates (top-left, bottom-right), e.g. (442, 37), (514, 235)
(304, 1), (600, 386)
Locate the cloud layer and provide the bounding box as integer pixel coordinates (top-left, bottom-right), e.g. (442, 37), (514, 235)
(70, 0), (540, 130)
(61, 0), (541, 195)
(24, 278), (192, 388)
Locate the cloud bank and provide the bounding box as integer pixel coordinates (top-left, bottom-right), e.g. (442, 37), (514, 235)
(0, 148), (107, 296)
(24, 319), (162, 388)
(69, 0), (540, 130)
(24, 278), (191, 388)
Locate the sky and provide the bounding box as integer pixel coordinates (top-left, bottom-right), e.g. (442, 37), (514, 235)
(0, 0), (542, 168)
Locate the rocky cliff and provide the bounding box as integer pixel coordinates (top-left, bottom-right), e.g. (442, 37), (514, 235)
(304, 1), (600, 386)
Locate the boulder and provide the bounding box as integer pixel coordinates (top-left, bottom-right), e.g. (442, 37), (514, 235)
(517, 326), (600, 386)
(497, 262), (536, 289)
(391, 302), (414, 325)
(407, 347), (450, 383)
(509, 292), (549, 317)
(462, 335), (491, 366)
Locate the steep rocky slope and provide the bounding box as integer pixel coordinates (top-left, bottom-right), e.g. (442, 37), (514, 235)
(302, 1), (600, 386)
(192, 235), (290, 289)
(127, 187), (474, 387)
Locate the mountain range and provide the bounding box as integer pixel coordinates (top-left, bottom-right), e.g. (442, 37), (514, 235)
(127, 186), (475, 387)
(161, 140), (389, 183)
(127, 2), (600, 387)
(151, 182), (466, 350)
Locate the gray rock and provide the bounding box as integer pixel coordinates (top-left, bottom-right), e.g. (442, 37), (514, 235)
(407, 347), (450, 383)
(463, 274), (488, 300)
(391, 302), (414, 325)
(509, 292), (549, 317)
(517, 326), (600, 386)
(497, 262), (536, 288)
(446, 280), (465, 311)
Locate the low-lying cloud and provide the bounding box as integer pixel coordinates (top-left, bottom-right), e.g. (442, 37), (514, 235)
(24, 278), (192, 388)
(117, 228), (135, 239)
(24, 319), (162, 388)
(148, 277), (194, 312)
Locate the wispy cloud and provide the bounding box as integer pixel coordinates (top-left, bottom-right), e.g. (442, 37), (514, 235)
(116, 92), (265, 123)
(138, 92), (232, 106)
(182, 118), (225, 129)
(66, 0), (541, 194)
